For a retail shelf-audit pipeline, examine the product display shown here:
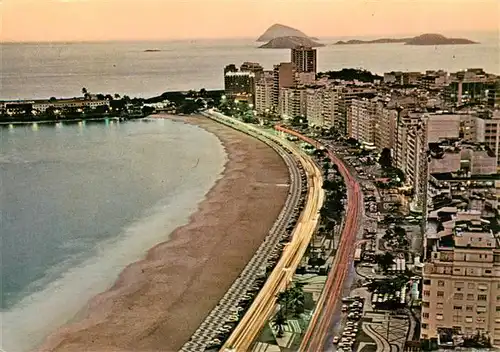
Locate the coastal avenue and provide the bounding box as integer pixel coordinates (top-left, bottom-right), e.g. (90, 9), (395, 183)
(274, 126), (363, 352)
(219, 119), (325, 351)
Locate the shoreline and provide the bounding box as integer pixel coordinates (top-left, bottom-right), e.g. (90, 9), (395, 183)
(36, 114), (290, 352)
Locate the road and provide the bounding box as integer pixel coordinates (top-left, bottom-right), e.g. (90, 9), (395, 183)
(217, 120), (325, 352)
(274, 126), (364, 352)
(179, 112), (305, 351)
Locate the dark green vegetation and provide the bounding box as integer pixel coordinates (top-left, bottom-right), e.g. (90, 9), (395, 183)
(317, 69), (383, 83)
(273, 282), (306, 337)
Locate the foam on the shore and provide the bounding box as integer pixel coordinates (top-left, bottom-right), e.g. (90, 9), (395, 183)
(1, 154), (227, 352)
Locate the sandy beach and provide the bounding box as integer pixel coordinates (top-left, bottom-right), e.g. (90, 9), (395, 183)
(37, 115), (290, 352)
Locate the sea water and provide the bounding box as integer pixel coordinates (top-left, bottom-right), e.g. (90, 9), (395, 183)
(1, 32), (498, 100)
(0, 119), (227, 352)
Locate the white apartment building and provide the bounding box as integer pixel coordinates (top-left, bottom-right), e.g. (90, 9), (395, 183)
(32, 99), (110, 113)
(347, 96), (379, 144)
(255, 71), (274, 114)
(374, 106), (397, 150)
(421, 211), (500, 348)
(279, 87), (307, 119)
(306, 87), (324, 126)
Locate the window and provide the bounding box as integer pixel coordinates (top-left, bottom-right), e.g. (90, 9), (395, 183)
(437, 314), (443, 320)
(437, 291), (445, 298)
(478, 294), (487, 301)
(438, 280), (445, 287)
(465, 316), (473, 323)
(422, 323), (428, 329)
(454, 305), (463, 310)
(437, 302), (444, 309)
(453, 316), (462, 323)
(423, 279), (431, 285)
(466, 305), (474, 312)
(454, 293), (464, 300)
(423, 290), (430, 297)
(422, 302), (430, 308)
(496, 306), (500, 312)
(468, 283), (475, 289)
(456, 281), (465, 287)
(485, 270), (492, 274)
(467, 294), (475, 301)
(497, 295), (500, 301)
(423, 313), (430, 318)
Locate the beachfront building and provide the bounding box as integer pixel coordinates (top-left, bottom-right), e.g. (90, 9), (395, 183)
(224, 71), (256, 103)
(255, 71), (274, 115)
(32, 98), (110, 114)
(279, 87), (307, 120)
(273, 63), (296, 108)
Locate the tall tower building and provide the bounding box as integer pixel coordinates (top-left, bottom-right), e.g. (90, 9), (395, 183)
(272, 63), (296, 108)
(291, 46), (317, 74)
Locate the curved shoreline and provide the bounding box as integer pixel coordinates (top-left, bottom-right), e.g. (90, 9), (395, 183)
(36, 115), (290, 352)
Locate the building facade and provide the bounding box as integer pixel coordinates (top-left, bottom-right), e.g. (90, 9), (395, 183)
(291, 46), (317, 74)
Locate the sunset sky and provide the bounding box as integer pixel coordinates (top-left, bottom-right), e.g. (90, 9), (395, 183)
(1, 0), (499, 42)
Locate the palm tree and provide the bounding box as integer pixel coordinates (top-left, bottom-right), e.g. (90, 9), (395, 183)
(272, 309), (287, 338)
(82, 87), (88, 95)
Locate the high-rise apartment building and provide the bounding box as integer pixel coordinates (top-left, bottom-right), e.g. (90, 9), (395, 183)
(272, 63), (296, 108)
(240, 62), (264, 81)
(421, 210), (500, 348)
(291, 46), (317, 74)
(337, 85), (378, 135)
(255, 71), (274, 114)
(347, 96), (379, 144)
(278, 87), (307, 119)
(224, 71), (256, 102)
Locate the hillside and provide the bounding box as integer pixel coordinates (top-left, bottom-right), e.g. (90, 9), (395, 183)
(334, 33), (477, 45)
(259, 36), (325, 49)
(257, 23), (316, 42)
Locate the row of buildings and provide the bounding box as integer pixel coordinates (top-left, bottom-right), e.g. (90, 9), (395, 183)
(223, 53), (500, 348)
(0, 96), (111, 116)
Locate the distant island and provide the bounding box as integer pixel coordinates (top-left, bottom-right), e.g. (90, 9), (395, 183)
(144, 49), (161, 52)
(259, 36), (325, 49)
(257, 23), (318, 42)
(334, 33), (478, 46)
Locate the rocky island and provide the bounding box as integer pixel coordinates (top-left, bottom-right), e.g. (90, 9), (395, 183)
(334, 33), (478, 46)
(259, 36), (325, 49)
(257, 23), (318, 42)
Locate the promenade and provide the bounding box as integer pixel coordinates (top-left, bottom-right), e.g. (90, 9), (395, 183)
(273, 126), (364, 352)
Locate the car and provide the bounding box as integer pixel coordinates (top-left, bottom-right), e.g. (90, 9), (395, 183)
(332, 336), (340, 344)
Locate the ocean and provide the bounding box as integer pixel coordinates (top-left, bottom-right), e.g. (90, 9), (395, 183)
(0, 119), (227, 352)
(1, 32), (499, 100)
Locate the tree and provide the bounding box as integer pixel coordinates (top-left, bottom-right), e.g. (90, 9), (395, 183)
(114, 93), (121, 99)
(96, 94), (105, 100)
(379, 148), (392, 169)
(82, 87), (88, 95)
(272, 309), (287, 338)
(374, 252), (395, 273)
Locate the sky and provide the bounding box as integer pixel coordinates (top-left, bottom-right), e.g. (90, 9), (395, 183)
(1, 0), (499, 42)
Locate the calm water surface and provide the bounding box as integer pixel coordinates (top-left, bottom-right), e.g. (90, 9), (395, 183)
(1, 32), (498, 100)
(0, 119), (226, 351)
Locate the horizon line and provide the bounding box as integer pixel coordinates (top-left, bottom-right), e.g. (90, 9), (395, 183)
(1, 29), (497, 45)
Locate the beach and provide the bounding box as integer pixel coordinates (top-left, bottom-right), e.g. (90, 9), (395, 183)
(37, 115), (290, 352)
